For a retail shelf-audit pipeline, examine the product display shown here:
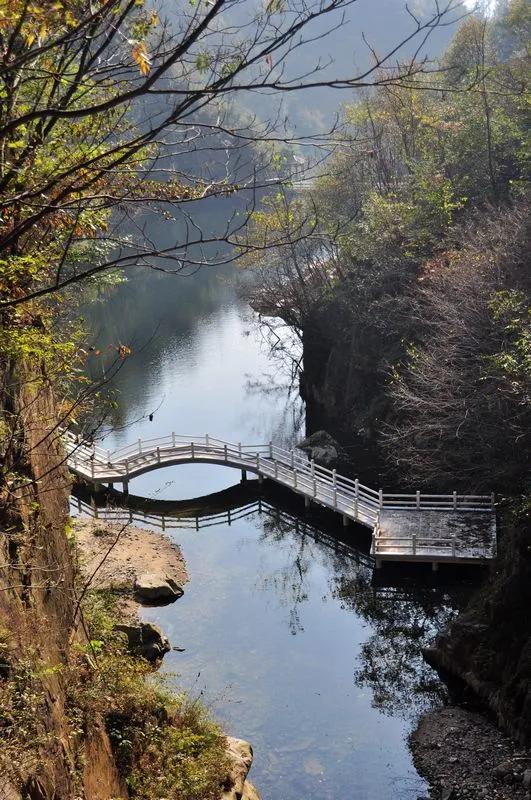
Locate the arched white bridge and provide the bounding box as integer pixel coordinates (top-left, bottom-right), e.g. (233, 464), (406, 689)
(64, 431), (497, 568)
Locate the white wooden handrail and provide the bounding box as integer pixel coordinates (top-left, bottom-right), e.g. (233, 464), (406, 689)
(64, 431), (494, 534)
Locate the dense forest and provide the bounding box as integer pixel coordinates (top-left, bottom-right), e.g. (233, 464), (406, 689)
(0, 1), (529, 799)
(245, 0), (530, 493)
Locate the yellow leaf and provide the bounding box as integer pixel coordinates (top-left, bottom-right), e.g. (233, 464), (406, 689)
(131, 41), (151, 76)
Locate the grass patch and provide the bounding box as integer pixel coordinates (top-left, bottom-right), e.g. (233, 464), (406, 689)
(68, 589), (230, 799)
(0, 592), (230, 799)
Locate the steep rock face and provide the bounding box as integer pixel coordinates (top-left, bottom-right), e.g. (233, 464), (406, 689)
(0, 365), (125, 798)
(424, 513), (531, 746)
(82, 725), (129, 800)
(300, 306), (393, 483)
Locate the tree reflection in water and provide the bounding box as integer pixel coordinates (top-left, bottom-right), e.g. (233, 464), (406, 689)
(254, 507), (472, 715)
(334, 574), (471, 717)
(257, 513), (314, 635)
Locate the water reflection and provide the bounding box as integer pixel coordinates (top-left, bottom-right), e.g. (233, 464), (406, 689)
(74, 483), (472, 799)
(79, 267), (303, 499)
(335, 574), (468, 719)
(76, 205), (472, 797)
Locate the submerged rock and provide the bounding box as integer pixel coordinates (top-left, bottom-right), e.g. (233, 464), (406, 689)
(133, 572), (184, 604)
(222, 737), (261, 800)
(297, 430), (342, 467)
(114, 621), (170, 662)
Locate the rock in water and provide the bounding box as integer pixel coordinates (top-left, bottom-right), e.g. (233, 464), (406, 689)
(297, 430), (342, 467)
(114, 622), (170, 662)
(134, 572), (184, 603)
(222, 737), (261, 800)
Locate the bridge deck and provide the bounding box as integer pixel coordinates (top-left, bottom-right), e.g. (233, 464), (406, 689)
(372, 509), (496, 565)
(64, 432), (496, 568)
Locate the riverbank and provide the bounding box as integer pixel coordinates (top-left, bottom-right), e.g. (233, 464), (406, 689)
(74, 516), (261, 800)
(411, 705), (531, 800)
(73, 516), (189, 620)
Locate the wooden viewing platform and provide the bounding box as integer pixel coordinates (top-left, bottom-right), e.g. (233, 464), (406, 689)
(64, 432), (497, 569)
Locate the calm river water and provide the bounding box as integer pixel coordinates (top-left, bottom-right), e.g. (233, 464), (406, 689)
(79, 265), (470, 799)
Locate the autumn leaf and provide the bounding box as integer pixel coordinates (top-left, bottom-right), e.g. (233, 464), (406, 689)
(131, 41), (151, 76)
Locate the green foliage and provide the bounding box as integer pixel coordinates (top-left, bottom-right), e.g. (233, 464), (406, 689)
(195, 52), (212, 73)
(66, 590), (230, 800)
(0, 587), (230, 798)
(0, 646), (61, 780)
(243, 1), (530, 485)
(487, 289), (531, 386)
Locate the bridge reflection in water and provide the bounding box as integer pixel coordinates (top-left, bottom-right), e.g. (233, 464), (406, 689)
(70, 482), (375, 570)
(66, 431), (497, 569)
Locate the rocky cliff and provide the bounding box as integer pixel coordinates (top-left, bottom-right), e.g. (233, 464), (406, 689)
(424, 509), (531, 747)
(0, 363), (126, 798)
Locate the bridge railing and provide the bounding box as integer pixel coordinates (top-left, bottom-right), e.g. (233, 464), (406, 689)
(380, 492), (494, 511)
(65, 432), (494, 517)
(372, 534), (494, 559)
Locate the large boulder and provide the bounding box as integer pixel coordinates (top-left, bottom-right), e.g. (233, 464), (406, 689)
(297, 430), (342, 467)
(222, 737), (261, 800)
(133, 573), (183, 604)
(114, 621), (171, 662)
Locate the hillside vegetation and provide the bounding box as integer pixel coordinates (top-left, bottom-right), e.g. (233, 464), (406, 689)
(245, 0), (530, 494)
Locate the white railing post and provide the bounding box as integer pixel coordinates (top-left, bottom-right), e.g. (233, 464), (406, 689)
(291, 449), (295, 469)
(91, 460), (94, 479)
(238, 442), (242, 458)
(412, 533), (417, 555)
(205, 433), (209, 451)
(224, 444), (228, 462)
(453, 491), (457, 510)
(293, 469), (297, 489)
(172, 431), (176, 447)
(269, 441), (273, 459)
(256, 453), (260, 471)
(333, 469), (337, 509)
(107, 449), (111, 464)
(274, 461), (278, 479)
(310, 459), (315, 477)
(138, 439), (142, 454)
(416, 490), (420, 510)
(313, 478), (317, 498)
(378, 488), (383, 510)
